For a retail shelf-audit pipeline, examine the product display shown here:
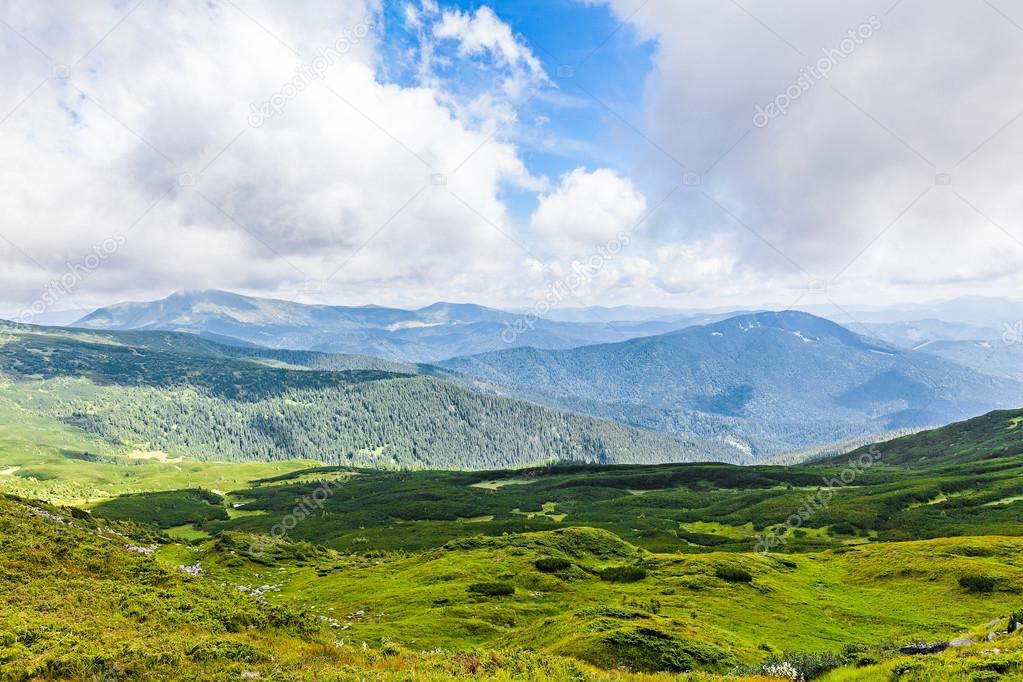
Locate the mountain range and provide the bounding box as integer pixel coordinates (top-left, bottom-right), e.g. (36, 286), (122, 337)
(19, 290), (1017, 459)
(72, 290), (706, 363)
(439, 310), (1022, 456)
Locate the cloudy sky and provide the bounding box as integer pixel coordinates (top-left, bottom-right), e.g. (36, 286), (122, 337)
(2, 0), (1023, 318)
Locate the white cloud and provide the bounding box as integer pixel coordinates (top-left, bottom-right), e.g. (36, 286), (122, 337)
(531, 167), (647, 250)
(5, 0), (1015, 315)
(585, 0), (1023, 304)
(0, 0), (549, 312)
(434, 6), (550, 98)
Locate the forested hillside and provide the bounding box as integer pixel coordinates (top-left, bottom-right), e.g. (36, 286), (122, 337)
(0, 324), (739, 468)
(441, 311), (1022, 456)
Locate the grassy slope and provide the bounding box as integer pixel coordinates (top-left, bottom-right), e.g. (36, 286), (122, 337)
(834, 407), (1023, 466)
(0, 392), (315, 506)
(145, 451), (1023, 556)
(169, 528), (1023, 672)
(821, 631), (1023, 681)
(5, 490), (1022, 680)
(3, 375), (1023, 679)
(0, 493), (751, 682)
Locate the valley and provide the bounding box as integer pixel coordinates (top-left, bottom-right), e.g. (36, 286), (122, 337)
(2, 306), (1022, 680)
(4, 382), (1023, 680)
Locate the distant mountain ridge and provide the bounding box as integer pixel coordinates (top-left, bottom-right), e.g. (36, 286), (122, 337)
(73, 290), (698, 362)
(439, 310), (1023, 457)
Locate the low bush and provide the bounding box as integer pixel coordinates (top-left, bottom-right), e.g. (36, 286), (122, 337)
(828, 521), (859, 536)
(715, 565), (753, 583)
(187, 640), (269, 663)
(598, 627), (736, 673)
(600, 566), (647, 583)
(959, 574), (997, 593)
(1009, 610), (1023, 632)
(732, 651), (844, 680)
(534, 557), (571, 572)
(467, 581), (515, 596)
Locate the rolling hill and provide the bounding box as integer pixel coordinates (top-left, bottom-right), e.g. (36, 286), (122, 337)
(440, 311), (1022, 457)
(7, 407), (1023, 680)
(70, 290), (695, 362)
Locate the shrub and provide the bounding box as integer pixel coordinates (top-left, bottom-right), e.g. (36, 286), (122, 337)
(467, 582), (515, 596)
(599, 627), (736, 673)
(600, 566), (647, 583)
(187, 640), (269, 663)
(715, 565), (753, 583)
(732, 651), (844, 680)
(828, 521), (858, 536)
(959, 574), (997, 593)
(534, 557), (571, 572)
(1009, 610), (1023, 632)
(947, 546), (997, 558)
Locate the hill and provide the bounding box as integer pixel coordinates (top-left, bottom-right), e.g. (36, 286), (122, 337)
(7, 487), (1023, 681)
(440, 311), (1022, 456)
(1, 492), (730, 681)
(832, 407), (1023, 467)
(0, 322), (740, 470)
(65, 408), (1022, 557)
(71, 289), (692, 362)
(6, 408), (1023, 679)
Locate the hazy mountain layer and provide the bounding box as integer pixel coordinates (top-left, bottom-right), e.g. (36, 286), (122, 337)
(440, 311), (1022, 456)
(72, 290), (696, 362)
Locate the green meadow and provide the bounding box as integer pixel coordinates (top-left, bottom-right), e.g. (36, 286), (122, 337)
(3, 348), (1023, 680)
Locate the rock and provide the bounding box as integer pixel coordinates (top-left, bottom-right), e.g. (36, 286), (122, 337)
(988, 619), (1000, 627)
(240, 673), (260, 680)
(985, 631), (998, 642)
(899, 642), (949, 655)
(950, 638), (974, 647)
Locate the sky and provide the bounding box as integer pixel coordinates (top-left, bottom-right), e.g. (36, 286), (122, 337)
(2, 0), (1023, 320)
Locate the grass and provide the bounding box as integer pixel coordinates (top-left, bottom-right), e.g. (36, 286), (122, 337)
(0, 493), (776, 681)
(3, 369), (1023, 679)
(169, 525), (1023, 672)
(8, 491), (1023, 681)
(0, 392), (316, 506)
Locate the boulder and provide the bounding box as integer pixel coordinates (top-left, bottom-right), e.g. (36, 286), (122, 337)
(899, 641), (949, 655)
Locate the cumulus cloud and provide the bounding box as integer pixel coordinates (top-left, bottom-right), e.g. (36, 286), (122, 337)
(587, 0), (1023, 304)
(0, 0), (551, 313)
(531, 167), (647, 250)
(434, 6), (550, 98)
(3, 0), (1017, 316)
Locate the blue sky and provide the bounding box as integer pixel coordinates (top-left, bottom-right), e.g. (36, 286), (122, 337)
(378, 0), (655, 222)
